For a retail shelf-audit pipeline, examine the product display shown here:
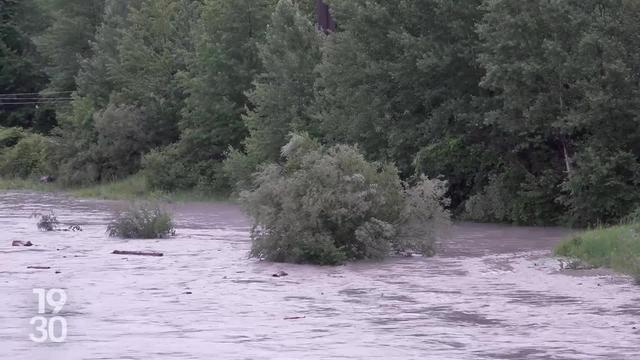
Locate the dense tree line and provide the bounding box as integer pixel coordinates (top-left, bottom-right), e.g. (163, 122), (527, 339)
(1, 0), (639, 227)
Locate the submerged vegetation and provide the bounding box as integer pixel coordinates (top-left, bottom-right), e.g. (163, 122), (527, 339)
(241, 134), (451, 265)
(107, 204), (176, 239)
(2, 0), (640, 267)
(33, 210), (59, 232)
(555, 211), (640, 281)
(31, 210), (83, 232)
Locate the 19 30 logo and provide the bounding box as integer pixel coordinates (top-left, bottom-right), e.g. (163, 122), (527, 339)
(30, 288), (68, 343)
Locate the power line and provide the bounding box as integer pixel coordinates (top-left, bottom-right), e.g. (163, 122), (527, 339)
(0, 91), (74, 97)
(0, 97), (75, 100)
(0, 100), (74, 105)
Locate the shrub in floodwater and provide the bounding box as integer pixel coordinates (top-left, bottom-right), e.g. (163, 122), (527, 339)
(33, 210), (60, 231)
(107, 204), (176, 239)
(240, 133), (451, 265)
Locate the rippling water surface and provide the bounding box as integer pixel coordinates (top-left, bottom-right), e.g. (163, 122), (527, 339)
(1, 191), (638, 359)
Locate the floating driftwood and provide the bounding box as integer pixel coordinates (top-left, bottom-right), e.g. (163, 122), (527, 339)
(272, 271), (288, 278)
(12, 240), (33, 247)
(27, 266), (51, 270)
(112, 250), (164, 257)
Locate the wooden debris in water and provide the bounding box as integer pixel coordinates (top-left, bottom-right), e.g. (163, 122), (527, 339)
(12, 240), (33, 247)
(112, 250), (164, 257)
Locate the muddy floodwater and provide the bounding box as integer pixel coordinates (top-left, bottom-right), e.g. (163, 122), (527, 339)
(1, 191), (639, 360)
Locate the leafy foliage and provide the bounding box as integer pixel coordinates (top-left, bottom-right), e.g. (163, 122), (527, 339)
(33, 210), (60, 231)
(144, 0), (277, 192)
(560, 147), (640, 227)
(241, 134), (451, 264)
(35, 0), (104, 92)
(2, 0), (640, 229)
(242, 0), (322, 163)
(0, 131), (52, 178)
(107, 204), (176, 239)
(0, 0), (52, 130)
(0, 126), (25, 149)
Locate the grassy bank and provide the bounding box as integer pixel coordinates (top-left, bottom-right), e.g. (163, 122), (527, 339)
(0, 175), (229, 203)
(555, 222), (640, 281)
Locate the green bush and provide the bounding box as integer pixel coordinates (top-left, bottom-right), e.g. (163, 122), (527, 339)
(464, 167), (563, 225)
(561, 147), (640, 227)
(143, 145), (196, 192)
(143, 144), (231, 194)
(94, 104), (152, 180)
(0, 132), (53, 178)
(53, 102), (152, 186)
(107, 204), (176, 239)
(240, 133), (451, 265)
(223, 148), (262, 193)
(49, 97), (101, 186)
(34, 211), (60, 231)
(0, 127), (26, 149)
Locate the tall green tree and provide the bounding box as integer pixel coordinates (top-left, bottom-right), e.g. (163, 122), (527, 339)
(109, 0), (200, 147)
(35, 0), (104, 93)
(130, 0), (315, 192)
(0, 0), (52, 131)
(243, 0), (323, 163)
(315, 0), (486, 208)
(54, 0), (200, 185)
(162, 0), (276, 190)
(76, 0), (136, 107)
(477, 0), (640, 225)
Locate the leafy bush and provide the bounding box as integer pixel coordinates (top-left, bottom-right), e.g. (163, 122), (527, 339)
(240, 133), (451, 265)
(560, 147), (640, 227)
(107, 204), (176, 239)
(0, 127), (26, 149)
(464, 167), (564, 226)
(143, 145), (196, 192)
(94, 104), (151, 180)
(49, 97), (101, 186)
(33, 211), (60, 231)
(143, 144), (230, 194)
(223, 147), (267, 193)
(0, 132), (53, 178)
(53, 102), (151, 186)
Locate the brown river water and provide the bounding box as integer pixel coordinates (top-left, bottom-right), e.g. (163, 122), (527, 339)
(1, 191), (639, 360)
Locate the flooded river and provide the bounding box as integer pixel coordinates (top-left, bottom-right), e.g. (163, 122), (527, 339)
(1, 191), (638, 359)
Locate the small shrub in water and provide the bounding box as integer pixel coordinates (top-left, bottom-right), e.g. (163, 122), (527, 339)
(107, 205), (176, 239)
(33, 211), (60, 231)
(240, 133), (451, 265)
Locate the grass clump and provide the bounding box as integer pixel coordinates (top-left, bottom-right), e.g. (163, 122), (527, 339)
(107, 204), (176, 239)
(240, 133), (451, 265)
(555, 222), (640, 281)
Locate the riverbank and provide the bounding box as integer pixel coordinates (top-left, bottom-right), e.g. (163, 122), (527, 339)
(555, 222), (640, 282)
(0, 175), (228, 203)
